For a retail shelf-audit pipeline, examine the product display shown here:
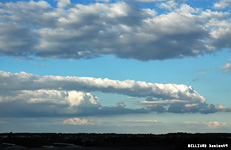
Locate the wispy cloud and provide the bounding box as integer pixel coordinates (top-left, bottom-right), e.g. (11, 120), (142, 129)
(0, 120), (6, 124)
(184, 121), (228, 128)
(198, 69), (210, 75)
(123, 120), (159, 123)
(120, 97), (136, 101)
(63, 118), (94, 125)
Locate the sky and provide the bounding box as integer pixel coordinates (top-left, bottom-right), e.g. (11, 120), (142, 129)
(0, 0), (231, 134)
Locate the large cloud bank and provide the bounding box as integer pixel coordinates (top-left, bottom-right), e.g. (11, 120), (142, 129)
(0, 0), (230, 60)
(0, 71), (206, 102)
(0, 71), (230, 117)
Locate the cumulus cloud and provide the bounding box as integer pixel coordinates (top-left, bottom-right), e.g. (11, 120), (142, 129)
(184, 121), (228, 128)
(63, 118), (94, 125)
(158, 0), (178, 10)
(220, 62), (231, 72)
(201, 10), (229, 19)
(0, 71), (151, 117)
(0, 23), (36, 57)
(0, 1), (230, 60)
(0, 89), (147, 117)
(67, 91), (99, 107)
(214, 0), (231, 9)
(215, 104), (231, 112)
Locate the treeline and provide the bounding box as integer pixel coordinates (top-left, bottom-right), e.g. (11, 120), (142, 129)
(0, 132), (231, 149)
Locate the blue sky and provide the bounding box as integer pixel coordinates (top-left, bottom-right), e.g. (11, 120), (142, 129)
(0, 0), (231, 133)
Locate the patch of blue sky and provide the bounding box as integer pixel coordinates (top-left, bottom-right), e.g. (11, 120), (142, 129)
(185, 0), (216, 10)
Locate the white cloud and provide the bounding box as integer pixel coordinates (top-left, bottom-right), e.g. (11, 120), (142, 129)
(0, 90), (67, 104)
(0, 71), (206, 102)
(63, 118), (94, 125)
(220, 63), (231, 72)
(67, 91), (99, 107)
(117, 102), (126, 107)
(0, 89), (100, 109)
(96, 0), (111, 3)
(0, 23), (36, 57)
(214, 0), (231, 9)
(201, 10), (229, 19)
(184, 103), (198, 108)
(184, 121), (228, 128)
(215, 104), (231, 111)
(139, 99), (190, 105)
(158, 0), (178, 10)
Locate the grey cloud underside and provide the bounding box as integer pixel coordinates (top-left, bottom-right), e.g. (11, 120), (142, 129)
(141, 101), (230, 114)
(0, 101), (148, 117)
(0, 1), (230, 60)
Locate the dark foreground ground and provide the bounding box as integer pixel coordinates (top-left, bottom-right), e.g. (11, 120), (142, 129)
(0, 133), (231, 150)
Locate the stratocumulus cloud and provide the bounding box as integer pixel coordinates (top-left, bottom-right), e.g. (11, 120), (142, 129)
(0, 71), (206, 102)
(0, 1), (230, 60)
(184, 121), (228, 128)
(0, 70), (231, 117)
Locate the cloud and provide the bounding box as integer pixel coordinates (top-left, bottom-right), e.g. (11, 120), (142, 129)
(138, 98), (231, 114)
(0, 1), (230, 60)
(57, 0), (71, 8)
(220, 62), (231, 72)
(0, 120), (6, 124)
(67, 91), (99, 107)
(0, 70), (230, 116)
(120, 97), (136, 101)
(214, 0), (231, 9)
(198, 69), (209, 75)
(0, 23), (37, 57)
(184, 121), (228, 128)
(96, 0), (111, 3)
(63, 118), (94, 125)
(0, 89), (147, 117)
(215, 104), (231, 112)
(201, 10), (229, 19)
(0, 71), (206, 102)
(158, 0), (178, 10)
